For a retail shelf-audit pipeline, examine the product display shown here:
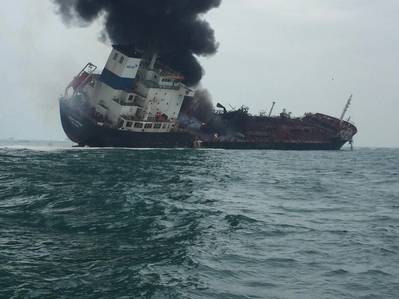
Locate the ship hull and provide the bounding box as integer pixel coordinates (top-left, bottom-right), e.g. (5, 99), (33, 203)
(60, 98), (195, 148)
(60, 98), (349, 150)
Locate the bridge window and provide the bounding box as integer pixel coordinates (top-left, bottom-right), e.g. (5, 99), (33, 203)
(126, 122), (133, 128)
(134, 122), (143, 128)
(154, 123), (162, 129)
(119, 55), (125, 64)
(145, 123), (153, 129)
(128, 95), (134, 101)
(113, 53), (118, 61)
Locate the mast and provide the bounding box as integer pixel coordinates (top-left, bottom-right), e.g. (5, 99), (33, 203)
(268, 101), (276, 117)
(149, 53), (158, 70)
(340, 95), (352, 123)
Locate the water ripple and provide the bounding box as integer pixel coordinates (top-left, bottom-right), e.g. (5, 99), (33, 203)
(0, 146), (399, 298)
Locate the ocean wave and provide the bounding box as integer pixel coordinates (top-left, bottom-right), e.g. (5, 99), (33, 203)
(1, 147), (399, 298)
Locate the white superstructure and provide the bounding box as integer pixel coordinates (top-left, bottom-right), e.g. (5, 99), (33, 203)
(70, 45), (194, 133)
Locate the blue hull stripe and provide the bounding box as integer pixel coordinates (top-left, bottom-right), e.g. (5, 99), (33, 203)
(100, 68), (135, 91)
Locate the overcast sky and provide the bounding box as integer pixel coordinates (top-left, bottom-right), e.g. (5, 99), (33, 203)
(0, 0), (398, 147)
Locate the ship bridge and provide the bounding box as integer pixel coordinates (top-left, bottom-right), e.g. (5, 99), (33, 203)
(67, 45), (195, 134)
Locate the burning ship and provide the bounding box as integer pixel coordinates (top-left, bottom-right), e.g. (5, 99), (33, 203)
(59, 45), (357, 150)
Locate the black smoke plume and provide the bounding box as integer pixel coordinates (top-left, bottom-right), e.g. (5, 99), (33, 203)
(53, 0), (221, 86)
(180, 88), (214, 123)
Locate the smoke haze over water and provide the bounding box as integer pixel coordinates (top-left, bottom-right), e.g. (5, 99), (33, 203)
(180, 89), (215, 123)
(52, 0), (222, 86)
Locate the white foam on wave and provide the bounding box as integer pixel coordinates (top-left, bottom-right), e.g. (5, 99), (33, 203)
(0, 141), (204, 152)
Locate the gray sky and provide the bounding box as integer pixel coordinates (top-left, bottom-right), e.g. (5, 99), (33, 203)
(0, 0), (398, 147)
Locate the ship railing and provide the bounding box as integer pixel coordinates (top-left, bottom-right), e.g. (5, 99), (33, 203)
(112, 98), (137, 107)
(141, 79), (181, 91)
(146, 116), (174, 123)
(305, 115), (340, 134)
(64, 63), (98, 97)
(120, 115), (140, 122)
(157, 82), (181, 90)
(119, 115), (173, 123)
(141, 60), (183, 78)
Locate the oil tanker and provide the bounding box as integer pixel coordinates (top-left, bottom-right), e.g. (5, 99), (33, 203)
(59, 45), (357, 150)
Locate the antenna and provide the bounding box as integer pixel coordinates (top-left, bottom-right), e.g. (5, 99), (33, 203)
(340, 94), (352, 123)
(149, 53), (158, 70)
(268, 101), (276, 117)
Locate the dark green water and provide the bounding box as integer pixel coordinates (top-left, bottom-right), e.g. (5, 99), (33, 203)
(0, 143), (398, 298)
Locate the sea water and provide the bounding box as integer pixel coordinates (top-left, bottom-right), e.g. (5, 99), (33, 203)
(0, 142), (398, 298)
